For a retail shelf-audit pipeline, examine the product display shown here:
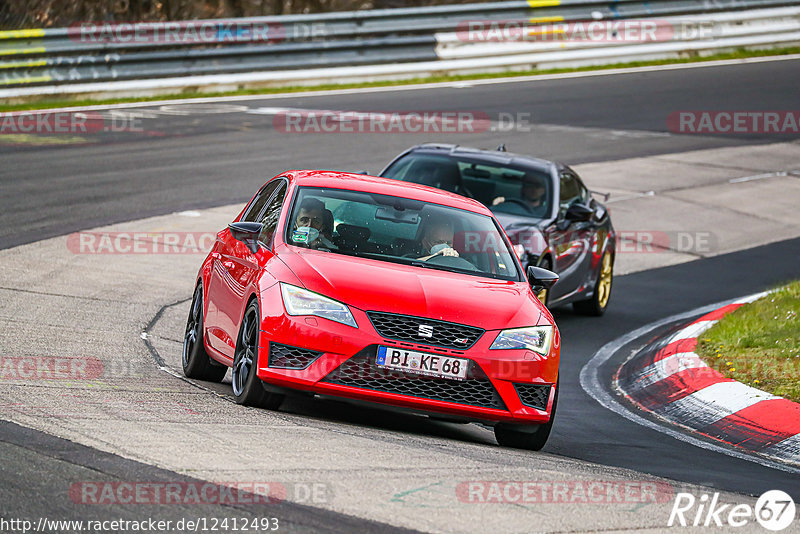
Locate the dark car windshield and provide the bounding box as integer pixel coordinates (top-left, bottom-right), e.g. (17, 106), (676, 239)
(285, 187), (522, 281)
(381, 153), (553, 220)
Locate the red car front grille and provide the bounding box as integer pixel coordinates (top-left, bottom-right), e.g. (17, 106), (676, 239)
(366, 311), (484, 350)
(322, 347), (505, 410)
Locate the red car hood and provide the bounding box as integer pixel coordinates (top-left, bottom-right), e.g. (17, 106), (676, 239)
(280, 249), (544, 331)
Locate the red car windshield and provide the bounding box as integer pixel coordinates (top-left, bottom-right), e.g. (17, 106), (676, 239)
(285, 187), (522, 281)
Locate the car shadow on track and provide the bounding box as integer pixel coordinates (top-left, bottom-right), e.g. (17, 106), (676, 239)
(198, 375), (498, 446)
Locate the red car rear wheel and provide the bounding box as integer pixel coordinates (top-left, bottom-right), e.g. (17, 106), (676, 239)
(182, 284), (227, 383)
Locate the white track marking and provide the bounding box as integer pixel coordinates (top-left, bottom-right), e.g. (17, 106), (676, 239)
(623, 352), (707, 391)
(156, 103), (251, 115)
(248, 106), (308, 115)
(669, 320), (716, 342)
(733, 291), (770, 304)
(764, 435), (800, 463)
(658, 382), (779, 428)
(605, 191), (656, 204)
(729, 171), (789, 183)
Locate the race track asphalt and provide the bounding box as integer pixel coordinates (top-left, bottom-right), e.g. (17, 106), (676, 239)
(1, 58), (798, 249)
(2, 58), (799, 530)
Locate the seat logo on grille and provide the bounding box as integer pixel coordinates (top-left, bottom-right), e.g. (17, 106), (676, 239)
(418, 324), (434, 338)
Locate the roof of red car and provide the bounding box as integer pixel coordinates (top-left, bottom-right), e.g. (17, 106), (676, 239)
(283, 170), (491, 215)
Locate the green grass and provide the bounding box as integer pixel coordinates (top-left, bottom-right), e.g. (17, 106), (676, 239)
(696, 281), (800, 402)
(1, 46), (799, 112)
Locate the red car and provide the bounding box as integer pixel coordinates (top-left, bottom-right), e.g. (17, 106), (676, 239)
(182, 170), (561, 450)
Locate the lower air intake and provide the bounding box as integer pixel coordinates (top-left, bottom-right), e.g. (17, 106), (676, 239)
(323, 348), (505, 410)
(268, 342), (323, 370)
(514, 383), (551, 410)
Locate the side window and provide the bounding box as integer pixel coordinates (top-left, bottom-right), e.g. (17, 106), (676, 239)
(573, 172), (590, 203)
(559, 171), (582, 215)
(242, 181), (280, 222)
(258, 181), (288, 247)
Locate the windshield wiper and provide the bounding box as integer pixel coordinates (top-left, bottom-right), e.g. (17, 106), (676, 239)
(340, 250), (384, 260)
(409, 260), (469, 274)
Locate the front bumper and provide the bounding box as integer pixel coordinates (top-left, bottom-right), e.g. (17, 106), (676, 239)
(257, 288), (560, 425)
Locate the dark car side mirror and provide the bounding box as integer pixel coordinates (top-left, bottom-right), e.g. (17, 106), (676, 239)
(228, 222), (263, 254)
(527, 266), (559, 293)
(565, 203), (594, 222)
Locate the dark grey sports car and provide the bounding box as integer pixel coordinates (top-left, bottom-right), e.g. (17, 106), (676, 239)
(380, 143), (616, 315)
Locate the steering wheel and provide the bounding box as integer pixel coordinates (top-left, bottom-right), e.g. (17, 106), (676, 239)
(426, 254), (478, 271)
(498, 198), (536, 213)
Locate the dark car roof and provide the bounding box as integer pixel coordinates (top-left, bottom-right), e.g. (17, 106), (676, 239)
(283, 169), (493, 215)
(401, 143), (557, 174)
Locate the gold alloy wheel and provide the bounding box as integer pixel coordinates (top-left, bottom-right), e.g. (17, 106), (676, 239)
(536, 260), (551, 306)
(537, 288), (548, 306)
(596, 251), (613, 308)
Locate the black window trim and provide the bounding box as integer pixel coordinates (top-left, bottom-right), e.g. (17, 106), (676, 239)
(243, 176), (289, 250)
(242, 179), (280, 223)
(258, 177), (289, 250)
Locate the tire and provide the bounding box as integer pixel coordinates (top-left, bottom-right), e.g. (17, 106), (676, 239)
(231, 299), (285, 409)
(573, 249), (613, 316)
(494, 381), (558, 451)
(182, 284), (228, 382)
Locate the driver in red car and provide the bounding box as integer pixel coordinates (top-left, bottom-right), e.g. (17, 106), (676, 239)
(415, 216), (460, 261)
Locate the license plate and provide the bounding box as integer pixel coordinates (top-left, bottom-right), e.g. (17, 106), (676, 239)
(376, 346), (469, 381)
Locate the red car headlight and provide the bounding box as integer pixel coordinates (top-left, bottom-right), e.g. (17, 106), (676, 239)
(489, 325), (553, 355)
(279, 283), (358, 328)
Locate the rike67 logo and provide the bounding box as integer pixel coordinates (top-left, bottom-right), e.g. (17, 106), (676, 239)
(669, 490), (796, 531)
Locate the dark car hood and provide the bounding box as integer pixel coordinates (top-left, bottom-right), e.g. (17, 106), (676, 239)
(280, 248), (544, 330)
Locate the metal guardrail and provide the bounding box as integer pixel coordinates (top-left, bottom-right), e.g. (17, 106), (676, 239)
(437, 7), (800, 58)
(0, 0), (798, 91)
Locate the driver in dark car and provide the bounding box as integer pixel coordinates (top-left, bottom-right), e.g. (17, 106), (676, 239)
(414, 216), (460, 261)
